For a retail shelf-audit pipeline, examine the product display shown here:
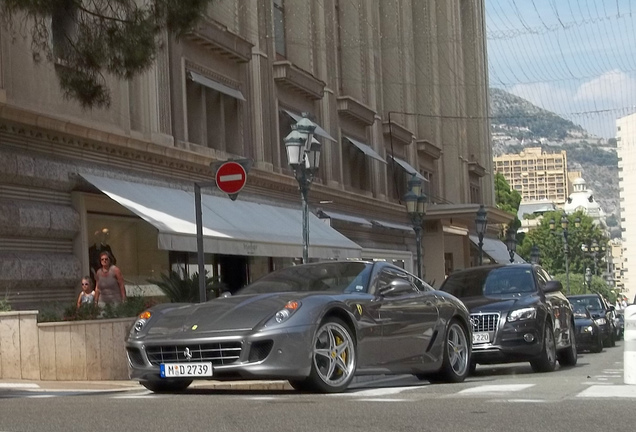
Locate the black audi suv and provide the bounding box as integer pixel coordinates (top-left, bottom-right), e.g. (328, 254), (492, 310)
(440, 264), (577, 373)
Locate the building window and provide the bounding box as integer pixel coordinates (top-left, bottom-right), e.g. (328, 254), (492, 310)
(186, 74), (240, 154)
(273, 0), (286, 58)
(52, 0), (78, 60)
(343, 139), (371, 193)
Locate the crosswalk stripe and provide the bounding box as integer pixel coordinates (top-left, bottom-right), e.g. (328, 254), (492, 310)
(577, 385), (636, 398)
(458, 384), (534, 394)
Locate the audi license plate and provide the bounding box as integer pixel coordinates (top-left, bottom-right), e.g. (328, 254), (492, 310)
(160, 362), (213, 378)
(472, 332), (490, 344)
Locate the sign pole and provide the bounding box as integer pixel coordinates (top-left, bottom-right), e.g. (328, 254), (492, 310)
(195, 183), (206, 303)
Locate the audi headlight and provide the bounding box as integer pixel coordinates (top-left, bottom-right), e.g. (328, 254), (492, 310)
(595, 318), (607, 325)
(508, 307), (537, 322)
(131, 310), (152, 334)
(268, 300), (301, 325)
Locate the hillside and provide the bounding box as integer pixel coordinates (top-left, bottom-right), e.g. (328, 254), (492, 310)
(490, 88), (587, 141)
(489, 88), (621, 237)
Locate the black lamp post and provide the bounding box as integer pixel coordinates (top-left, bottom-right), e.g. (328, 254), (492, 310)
(475, 205), (488, 266)
(530, 245), (540, 264)
(591, 240), (600, 275)
(284, 113), (321, 264)
(404, 173), (427, 279)
(584, 267), (592, 294)
(505, 226), (517, 263)
(550, 213), (574, 295)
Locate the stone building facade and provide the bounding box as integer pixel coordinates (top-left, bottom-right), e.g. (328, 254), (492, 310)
(0, 1), (510, 310)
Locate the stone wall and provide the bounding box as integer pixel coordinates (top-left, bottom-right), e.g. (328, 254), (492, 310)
(0, 311), (132, 381)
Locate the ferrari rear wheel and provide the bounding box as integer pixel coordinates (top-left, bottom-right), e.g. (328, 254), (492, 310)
(140, 379), (192, 393)
(305, 317), (356, 393)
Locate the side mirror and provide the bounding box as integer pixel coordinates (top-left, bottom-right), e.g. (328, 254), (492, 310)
(543, 280), (562, 293)
(378, 279), (413, 297)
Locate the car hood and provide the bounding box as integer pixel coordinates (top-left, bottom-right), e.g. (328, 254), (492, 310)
(461, 295), (539, 313)
(574, 317), (595, 327)
(144, 293), (303, 337)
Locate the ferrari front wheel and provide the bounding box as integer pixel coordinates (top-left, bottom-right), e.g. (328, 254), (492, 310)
(305, 317), (356, 393)
(422, 319), (470, 383)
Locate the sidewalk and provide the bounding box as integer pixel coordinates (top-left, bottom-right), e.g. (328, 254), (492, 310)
(0, 378), (293, 392)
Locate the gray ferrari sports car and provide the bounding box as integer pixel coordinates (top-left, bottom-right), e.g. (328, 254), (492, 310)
(125, 260), (472, 393)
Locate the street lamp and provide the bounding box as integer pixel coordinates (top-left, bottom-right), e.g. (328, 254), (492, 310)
(284, 113), (321, 264)
(475, 205), (488, 266)
(591, 240), (600, 275)
(584, 267), (592, 294)
(404, 173), (428, 279)
(505, 226), (517, 263)
(550, 213), (572, 295)
(530, 245), (540, 264)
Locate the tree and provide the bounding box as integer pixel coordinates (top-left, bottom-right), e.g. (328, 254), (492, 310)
(520, 210), (609, 277)
(494, 171), (522, 235)
(0, 0), (211, 108)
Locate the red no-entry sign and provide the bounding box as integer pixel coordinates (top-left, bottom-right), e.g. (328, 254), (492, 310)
(215, 161), (247, 195)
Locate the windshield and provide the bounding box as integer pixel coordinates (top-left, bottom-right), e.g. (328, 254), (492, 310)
(572, 304), (590, 319)
(441, 267), (537, 299)
(569, 296), (604, 311)
(237, 261), (372, 295)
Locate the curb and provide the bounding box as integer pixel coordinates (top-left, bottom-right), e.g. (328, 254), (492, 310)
(0, 379), (292, 392)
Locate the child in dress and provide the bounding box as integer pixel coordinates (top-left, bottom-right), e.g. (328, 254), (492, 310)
(76, 276), (96, 309)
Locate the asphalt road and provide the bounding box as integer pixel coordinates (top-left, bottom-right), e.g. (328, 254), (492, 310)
(1, 341), (634, 432)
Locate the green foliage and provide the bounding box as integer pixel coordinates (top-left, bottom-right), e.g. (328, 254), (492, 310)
(552, 273), (617, 304)
(0, 0), (213, 108)
(147, 270), (225, 303)
(0, 298), (11, 312)
(37, 296), (156, 322)
(494, 172), (522, 230)
(519, 210), (610, 277)
(62, 303), (100, 321)
(100, 296), (158, 319)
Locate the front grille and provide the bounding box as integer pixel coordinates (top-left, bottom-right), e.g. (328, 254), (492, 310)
(470, 313), (500, 332)
(146, 342), (242, 366)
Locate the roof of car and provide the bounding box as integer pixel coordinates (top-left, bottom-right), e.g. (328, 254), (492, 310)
(448, 263), (535, 276)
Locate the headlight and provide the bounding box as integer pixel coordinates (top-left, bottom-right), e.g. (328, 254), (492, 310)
(132, 310), (152, 334)
(508, 307), (537, 322)
(595, 318), (607, 325)
(582, 325), (594, 333)
(268, 300), (301, 325)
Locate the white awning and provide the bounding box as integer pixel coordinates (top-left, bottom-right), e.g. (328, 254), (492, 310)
(469, 235), (525, 264)
(283, 109), (336, 142)
(389, 155), (427, 181)
(188, 71), (246, 101)
(319, 210), (373, 227)
(80, 174), (362, 260)
(372, 219), (413, 231)
(343, 136), (387, 163)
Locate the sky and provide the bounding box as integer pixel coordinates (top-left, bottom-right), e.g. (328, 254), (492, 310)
(485, 0), (636, 139)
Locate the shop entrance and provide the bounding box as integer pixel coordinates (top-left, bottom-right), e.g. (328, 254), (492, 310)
(218, 255), (249, 293)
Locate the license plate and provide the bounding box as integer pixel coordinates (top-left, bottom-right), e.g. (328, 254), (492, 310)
(160, 362), (213, 378)
(472, 332), (490, 344)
